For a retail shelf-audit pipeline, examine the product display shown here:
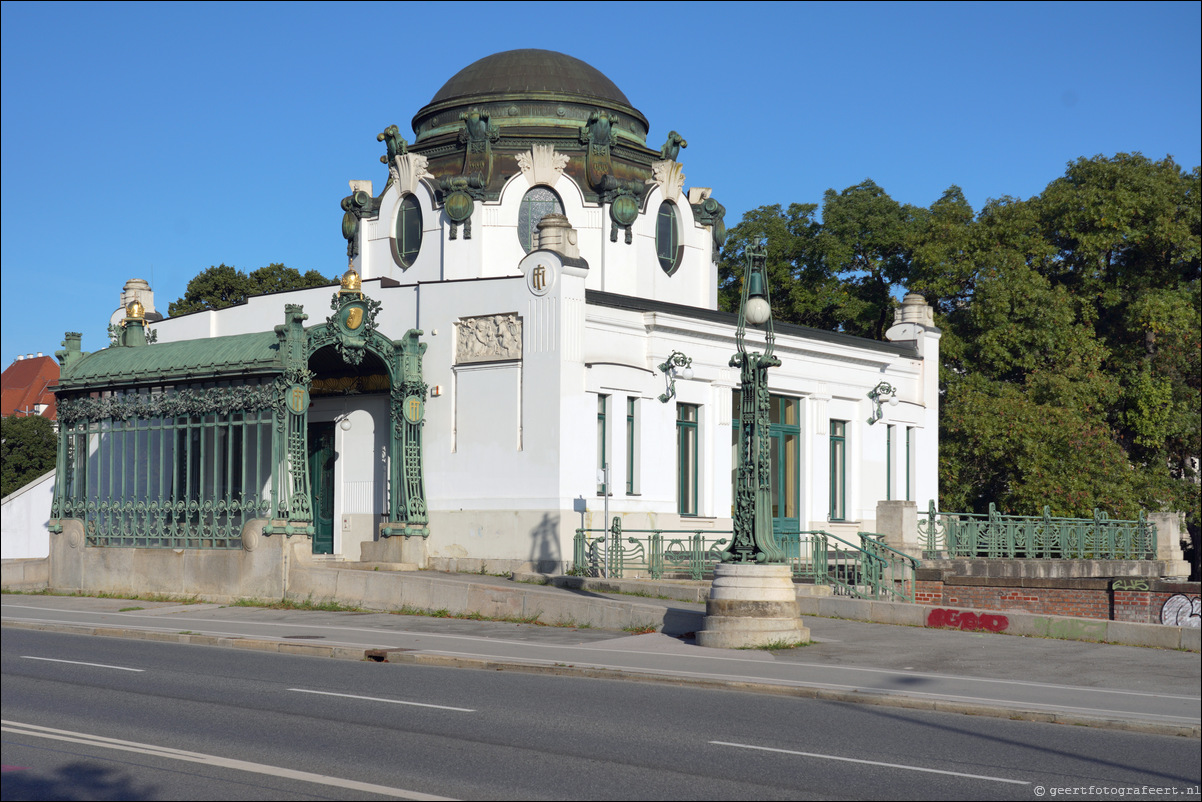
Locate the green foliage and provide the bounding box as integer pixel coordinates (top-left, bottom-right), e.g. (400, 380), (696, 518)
(724, 153), (1201, 550)
(1, 415), (56, 497)
(167, 263), (334, 316)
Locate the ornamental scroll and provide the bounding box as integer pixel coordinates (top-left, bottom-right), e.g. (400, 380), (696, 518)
(455, 314), (522, 364)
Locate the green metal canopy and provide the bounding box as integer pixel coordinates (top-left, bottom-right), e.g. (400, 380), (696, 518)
(57, 330), (282, 391)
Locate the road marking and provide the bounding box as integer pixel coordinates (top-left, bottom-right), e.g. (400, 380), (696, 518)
(710, 740), (1031, 785)
(1, 720), (454, 801)
(288, 688), (474, 712)
(21, 656), (143, 672)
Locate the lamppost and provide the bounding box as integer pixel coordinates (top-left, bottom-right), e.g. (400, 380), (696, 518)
(724, 243), (785, 564)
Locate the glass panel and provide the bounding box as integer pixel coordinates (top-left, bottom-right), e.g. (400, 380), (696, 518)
(783, 432), (798, 518)
(397, 194), (423, 267)
(657, 202), (678, 272)
(782, 398), (797, 426)
(770, 437), (780, 517)
(518, 187), (564, 252)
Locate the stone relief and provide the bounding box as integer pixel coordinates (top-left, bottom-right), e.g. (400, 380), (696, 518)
(456, 314), (522, 364)
(515, 144), (570, 187)
(390, 153), (434, 195)
(647, 160), (686, 202)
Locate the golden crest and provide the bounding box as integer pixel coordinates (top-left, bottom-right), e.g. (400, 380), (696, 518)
(346, 307), (364, 330)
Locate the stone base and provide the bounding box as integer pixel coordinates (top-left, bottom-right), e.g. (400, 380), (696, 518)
(696, 563), (810, 649)
(362, 533), (428, 568)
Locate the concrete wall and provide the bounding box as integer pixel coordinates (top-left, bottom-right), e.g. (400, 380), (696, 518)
(47, 518), (313, 602)
(1, 469), (53, 559)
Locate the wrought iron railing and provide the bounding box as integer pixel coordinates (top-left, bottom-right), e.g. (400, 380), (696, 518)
(917, 501), (1158, 560)
(572, 519), (919, 602)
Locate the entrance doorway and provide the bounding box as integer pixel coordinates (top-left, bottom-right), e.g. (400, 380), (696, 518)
(732, 391), (801, 536)
(307, 422), (336, 554)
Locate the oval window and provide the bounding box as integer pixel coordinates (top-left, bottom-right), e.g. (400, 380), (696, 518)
(392, 194), (423, 268)
(517, 187), (564, 253)
(656, 201), (680, 273)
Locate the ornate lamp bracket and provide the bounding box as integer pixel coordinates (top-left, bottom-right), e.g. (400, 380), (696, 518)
(867, 381), (899, 425)
(657, 351), (694, 403)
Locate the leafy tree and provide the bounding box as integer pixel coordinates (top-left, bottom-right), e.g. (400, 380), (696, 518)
(168, 263), (334, 316)
(2, 415), (57, 497)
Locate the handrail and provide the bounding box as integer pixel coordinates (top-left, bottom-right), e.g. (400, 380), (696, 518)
(918, 501), (1158, 560)
(573, 520), (919, 602)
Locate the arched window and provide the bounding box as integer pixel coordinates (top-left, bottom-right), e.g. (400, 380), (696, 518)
(518, 187), (564, 253)
(656, 201), (681, 273)
(392, 194), (423, 268)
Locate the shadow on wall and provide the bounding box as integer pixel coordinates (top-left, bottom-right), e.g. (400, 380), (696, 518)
(528, 513), (561, 573)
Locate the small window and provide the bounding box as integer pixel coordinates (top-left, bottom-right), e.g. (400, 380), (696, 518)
(830, 420), (846, 521)
(392, 194), (423, 268)
(656, 202), (680, 273)
(518, 187), (564, 253)
(677, 403), (698, 515)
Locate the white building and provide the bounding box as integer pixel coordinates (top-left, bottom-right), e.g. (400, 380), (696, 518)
(49, 50), (939, 574)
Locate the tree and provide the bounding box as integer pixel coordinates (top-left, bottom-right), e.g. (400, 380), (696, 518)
(168, 263), (334, 316)
(1, 415), (57, 498)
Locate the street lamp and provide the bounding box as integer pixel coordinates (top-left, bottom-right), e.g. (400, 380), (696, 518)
(657, 350), (694, 403)
(866, 381), (899, 425)
(724, 243), (785, 564)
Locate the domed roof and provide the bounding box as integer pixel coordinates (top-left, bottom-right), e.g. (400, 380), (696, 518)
(430, 49), (630, 106)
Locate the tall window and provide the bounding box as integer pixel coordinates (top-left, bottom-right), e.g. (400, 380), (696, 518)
(906, 426), (914, 501)
(656, 201), (680, 273)
(676, 403), (698, 515)
(829, 420), (846, 521)
(596, 395), (608, 496)
(625, 397), (638, 495)
(518, 187), (564, 253)
(392, 194), (423, 268)
(886, 424), (894, 501)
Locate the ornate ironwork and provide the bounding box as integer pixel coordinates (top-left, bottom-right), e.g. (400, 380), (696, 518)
(656, 350), (693, 403)
(919, 500), (1158, 560)
(724, 243), (784, 564)
(866, 381), (898, 425)
(57, 384), (278, 426)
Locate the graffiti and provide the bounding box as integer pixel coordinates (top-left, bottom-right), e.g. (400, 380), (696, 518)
(926, 608), (1009, 633)
(1160, 594), (1201, 628)
(1111, 578), (1150, 592)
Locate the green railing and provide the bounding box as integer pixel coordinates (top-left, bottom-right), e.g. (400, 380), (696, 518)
(917, 501), (1158, 560)
(572, 519), (919, 602)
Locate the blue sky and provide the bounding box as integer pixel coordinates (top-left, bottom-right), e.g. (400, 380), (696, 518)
(2, 1), (1199, 363)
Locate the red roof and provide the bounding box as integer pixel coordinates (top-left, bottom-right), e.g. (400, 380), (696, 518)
(1, 356), (59, 420)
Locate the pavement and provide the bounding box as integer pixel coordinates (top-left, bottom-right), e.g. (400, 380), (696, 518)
(3, 571), (1200, 739)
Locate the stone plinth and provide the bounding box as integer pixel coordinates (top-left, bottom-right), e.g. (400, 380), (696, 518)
(696, 563), (810, 649)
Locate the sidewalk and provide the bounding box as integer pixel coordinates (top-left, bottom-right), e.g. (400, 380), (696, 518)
(4, 570), (1199, 738)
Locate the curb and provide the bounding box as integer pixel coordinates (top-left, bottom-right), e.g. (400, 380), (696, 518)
(6, 619), (1196, 739)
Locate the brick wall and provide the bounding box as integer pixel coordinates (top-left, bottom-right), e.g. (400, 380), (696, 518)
(913, 570), (1199, 625)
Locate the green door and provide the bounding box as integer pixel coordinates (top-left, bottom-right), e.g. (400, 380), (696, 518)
(308, 422), (336, 555)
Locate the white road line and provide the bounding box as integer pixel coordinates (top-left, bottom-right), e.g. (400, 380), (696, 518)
(21, 656), (143, 672)
(1, 720), (455, 801)
(710, 740), (1031, 785)
(6, 606), (1199, 704)
(287, 688), (475, 712)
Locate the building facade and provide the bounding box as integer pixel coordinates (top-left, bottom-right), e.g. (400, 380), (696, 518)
(48, 50), (939, 577)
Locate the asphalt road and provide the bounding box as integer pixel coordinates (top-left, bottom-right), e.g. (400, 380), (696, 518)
(4, 629), (1200, 801)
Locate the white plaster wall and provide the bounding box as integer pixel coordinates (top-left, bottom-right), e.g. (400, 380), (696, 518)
(1, 470), (54, 559)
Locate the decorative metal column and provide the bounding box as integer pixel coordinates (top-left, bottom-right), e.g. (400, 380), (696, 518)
(724, 244), (785, 564)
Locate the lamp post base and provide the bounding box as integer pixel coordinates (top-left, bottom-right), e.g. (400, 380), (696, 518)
(696, 563), (810, 649)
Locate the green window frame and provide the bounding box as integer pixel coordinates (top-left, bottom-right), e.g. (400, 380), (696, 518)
(906, 426), (914, 502)
(829, 419), (846, 521)
(886, 423), (894, 501)
(656, 201), (681, 274)
(677, 403), (698, 515)
(625, 397), (637, 495)
(392, 193), (423, 268)
(518, 187), (564, 253)
(597, 394), (608, 496)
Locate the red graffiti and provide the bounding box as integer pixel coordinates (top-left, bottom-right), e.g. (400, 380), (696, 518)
(926, 608), (1009, 633)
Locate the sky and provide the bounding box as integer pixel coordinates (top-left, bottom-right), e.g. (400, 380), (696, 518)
(2, 1), (1199, 364)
